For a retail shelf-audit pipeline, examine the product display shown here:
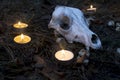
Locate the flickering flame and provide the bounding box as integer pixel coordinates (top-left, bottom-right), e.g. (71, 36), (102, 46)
(60, 50), (65, 60)
(20, 33), (24, 40)
(90, 5), (93, 8)
(18, 21), (21, 25)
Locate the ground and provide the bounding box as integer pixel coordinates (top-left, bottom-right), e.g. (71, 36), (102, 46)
(0, 0), (120, 80)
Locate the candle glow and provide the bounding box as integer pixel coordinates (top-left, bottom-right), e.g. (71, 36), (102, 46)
(14, 33), (31, 44)
(55, 50), (74, 61)
(87, 5), (96, 12)
(13, 21), (28, 28)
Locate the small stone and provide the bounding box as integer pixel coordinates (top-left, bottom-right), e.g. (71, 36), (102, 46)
(107, 20), (115, 26)
(77, 49), (87, 63)
(115, 27), (120, 31)
(83, 59), (89, 64)
(77, 56), (83, 63)
(116, 22), (120, 27)
(117, 48), (120, 54)
(78, 49), (86, 56)
(56, 38), (63, 43)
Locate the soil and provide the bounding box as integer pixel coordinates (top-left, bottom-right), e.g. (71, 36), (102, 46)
(0, 0), (120, 80)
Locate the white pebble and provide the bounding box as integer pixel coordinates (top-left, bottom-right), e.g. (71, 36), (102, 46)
(117, 48), (120, 54)
(116, 22), (120, 27)
(115, 27), (120, 31)
(107, 20), (115, 26)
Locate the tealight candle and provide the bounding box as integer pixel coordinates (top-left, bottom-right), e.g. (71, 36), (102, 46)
(87, 5), (96, 12)
(14, 33), (31, 44)
(55, 50), (74, 61)
(13, 21), (28, 28)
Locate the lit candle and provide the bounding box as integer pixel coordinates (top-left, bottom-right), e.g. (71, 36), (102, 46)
(87, 5), (96, 12)
(55, 50), (74, 61)
(14, 33), (31, 44)
(13, 21), (28, 28)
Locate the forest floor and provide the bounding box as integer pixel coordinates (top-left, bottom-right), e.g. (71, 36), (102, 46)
(0, 0), (120, 80)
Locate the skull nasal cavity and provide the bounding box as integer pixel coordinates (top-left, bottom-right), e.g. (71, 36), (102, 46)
(91, 34), (98, 44)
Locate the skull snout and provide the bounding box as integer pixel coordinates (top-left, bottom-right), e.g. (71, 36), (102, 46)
(48, 20), (57, 29)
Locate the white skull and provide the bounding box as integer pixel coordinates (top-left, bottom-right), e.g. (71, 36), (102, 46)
(48, 6), (102, 50)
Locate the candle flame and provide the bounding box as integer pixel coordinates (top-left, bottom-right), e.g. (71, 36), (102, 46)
(61, 50), (65, 54)
(61, 50), (65, 60)
(18, 21), (21, 25)
(21, 34), (24, 40)
(90, 5), (93, 8)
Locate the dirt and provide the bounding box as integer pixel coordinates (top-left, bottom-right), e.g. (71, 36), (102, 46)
(0, 0), (120, 80)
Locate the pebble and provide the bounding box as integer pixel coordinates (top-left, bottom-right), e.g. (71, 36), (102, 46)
(78, 49), (86, 56)
(115, 27), (120, 31)
(116, 22), (120, 27)
(107, 20), (115, 26)
(117, 48), (120, 54)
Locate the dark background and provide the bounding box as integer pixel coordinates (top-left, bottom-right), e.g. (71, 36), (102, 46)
(0, 0), (120, 80)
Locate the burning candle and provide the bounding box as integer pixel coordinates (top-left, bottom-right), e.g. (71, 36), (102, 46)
(55, 50), (74, 61)
(87, 5), (96, 12)
(13, 21), (28, 28)
(14, 33), (31, 44)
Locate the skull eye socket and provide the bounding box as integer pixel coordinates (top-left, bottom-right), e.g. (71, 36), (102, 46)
(59, 15), (71, 30)
(60, 22), (70, 30)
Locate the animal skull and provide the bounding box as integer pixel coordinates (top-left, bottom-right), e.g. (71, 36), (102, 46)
(48, 6), (102, 51)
